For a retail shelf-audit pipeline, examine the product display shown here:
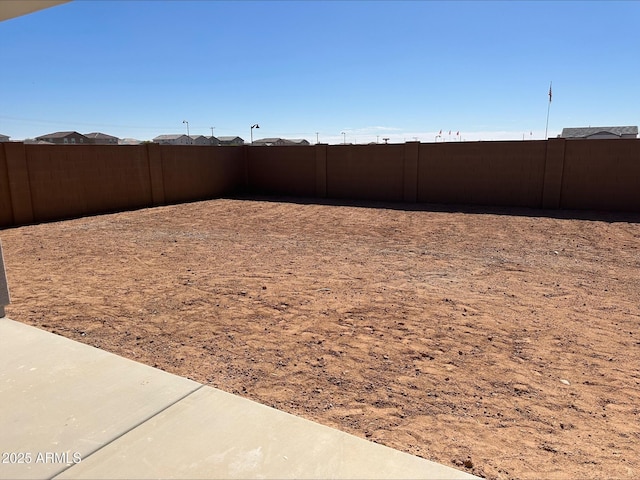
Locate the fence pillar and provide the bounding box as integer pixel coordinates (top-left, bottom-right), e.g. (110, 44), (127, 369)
(403, 141), (419, 203)
(315, 144), (328, 198)
(542, 138), (566, 209)
(0, 240), (10, 318)
(3, 142), (34, 225)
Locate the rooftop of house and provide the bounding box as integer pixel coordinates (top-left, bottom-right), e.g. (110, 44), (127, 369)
(85, 132), (119, 140)
(36, 131), (86, 139)
(153, 134), (189, 140)
(253, 137), (310, 145)
(560, 126), (638, 138)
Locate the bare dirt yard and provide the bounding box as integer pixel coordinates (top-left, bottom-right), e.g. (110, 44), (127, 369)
(2, 197), (639, 479)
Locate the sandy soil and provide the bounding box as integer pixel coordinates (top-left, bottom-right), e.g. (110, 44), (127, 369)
(2, 197), (639, 480)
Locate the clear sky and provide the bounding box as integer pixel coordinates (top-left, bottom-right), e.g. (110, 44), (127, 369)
(1, 0), (639, 144)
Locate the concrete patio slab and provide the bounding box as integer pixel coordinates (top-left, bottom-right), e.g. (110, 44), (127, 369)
(58, 385), (477, 479)
(0, 317), (478, 479)
(0, 318), (201, 479)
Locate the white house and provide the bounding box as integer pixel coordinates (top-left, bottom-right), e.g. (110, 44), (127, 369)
(0, 134), (10, 142)
(560, 126), (638, 139)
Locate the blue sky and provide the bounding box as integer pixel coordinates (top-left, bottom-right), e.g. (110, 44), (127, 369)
(1, 0), (639, 143)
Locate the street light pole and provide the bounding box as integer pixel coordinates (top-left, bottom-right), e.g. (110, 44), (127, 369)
(341, 131), (346, 144)
(316, 132), (319, 144)
(251, 124), (260, 144)
(183, 120), (190, 144)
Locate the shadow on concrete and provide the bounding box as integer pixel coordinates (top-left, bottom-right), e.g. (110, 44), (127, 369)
(229, 194), (640, 224)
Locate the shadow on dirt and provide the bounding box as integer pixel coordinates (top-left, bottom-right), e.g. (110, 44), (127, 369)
(229, 194), (640, 224)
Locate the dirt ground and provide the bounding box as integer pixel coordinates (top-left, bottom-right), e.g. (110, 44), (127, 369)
(1, 197), (639, 479)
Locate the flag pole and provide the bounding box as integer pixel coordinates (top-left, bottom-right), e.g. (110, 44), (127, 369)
(545, 81), (552, 139)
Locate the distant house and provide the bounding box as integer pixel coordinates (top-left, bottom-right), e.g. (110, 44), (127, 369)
(252, 137), (288, 146)
(35, 131), (90, 145)
(153, 134), (192, 145)
(252, 137), (310, 146)
(85, 132), (119, 145)
(23, 139), (54, 145)
(119, 138), (143, 145)
(189, 135), (212, 146)
(560, 126), (638, 140)
(217, 136), (245, 146)
(209, 136), (220, 146)
(0, 134), (10, 142)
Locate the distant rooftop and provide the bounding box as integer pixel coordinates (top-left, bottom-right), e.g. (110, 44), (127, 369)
(36, 131), (83, 139)
(253, 137), (310, 145)
(119, 138), (143, 145)
(560, 126), (638, 139)
(153, 134), (188, 140)
(85, 132), (119, 140)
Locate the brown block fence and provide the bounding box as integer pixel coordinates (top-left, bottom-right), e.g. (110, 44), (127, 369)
(1, 138), (639, 228)
(417, 140), (548, 207)
(0, 143), (245, 227)
(561, 139), (640, 211)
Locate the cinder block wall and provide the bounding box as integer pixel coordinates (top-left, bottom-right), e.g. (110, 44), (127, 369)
(0, 143), (245, 228)
(247, 145), (317, 197)
(246, 138), (640, 212)
(326, 144), (407, 202)
(1, 138), (639, 228)
(417, 140), (548, 207)
(25, 144), (153, 222)
(154, 144), (244, 204)
(560, 139), (640, 211)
